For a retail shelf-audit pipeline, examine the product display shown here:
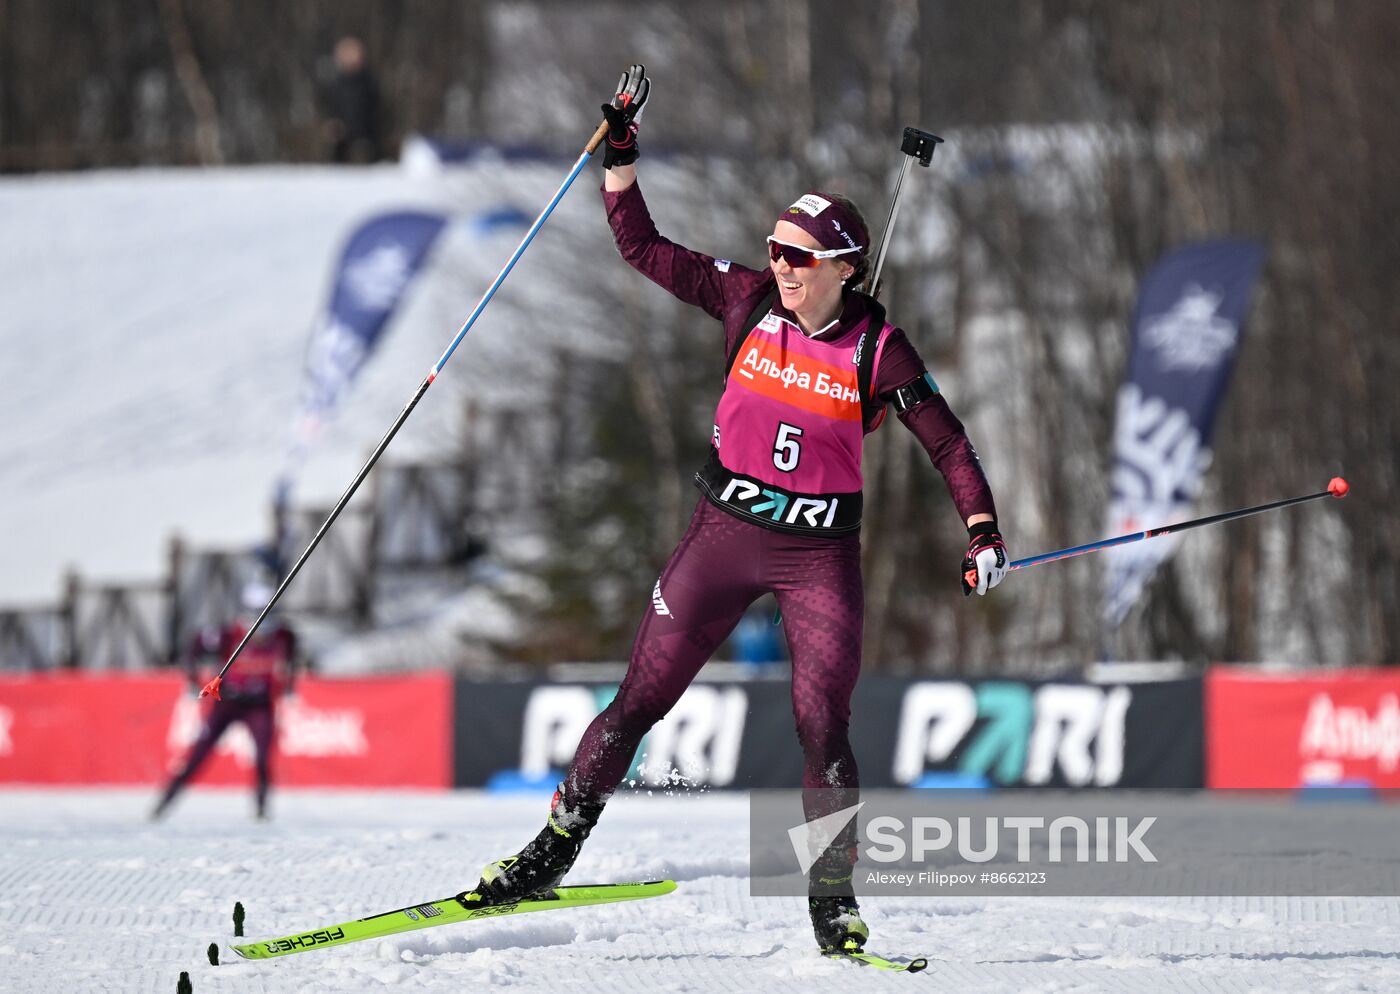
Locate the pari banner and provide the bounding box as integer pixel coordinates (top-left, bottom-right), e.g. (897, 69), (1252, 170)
(1103, 240), (1266, 627)
(452, 677), (1204, 790)
(284, 210), (449, 476)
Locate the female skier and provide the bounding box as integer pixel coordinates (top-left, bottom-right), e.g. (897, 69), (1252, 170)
(476, 66), (1008, 954)
(152, 581), (299, 821)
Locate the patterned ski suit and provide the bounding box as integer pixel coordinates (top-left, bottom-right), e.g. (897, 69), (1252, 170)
(564, 181), (997, 804)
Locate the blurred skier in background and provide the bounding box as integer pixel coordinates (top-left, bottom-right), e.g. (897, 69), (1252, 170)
(474, 66), (1009, 956)
(151, 580), (300, 821)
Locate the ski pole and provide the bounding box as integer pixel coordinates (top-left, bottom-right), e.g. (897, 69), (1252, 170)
(999, 477), (1349, 576)
(201, 118), (612, 700)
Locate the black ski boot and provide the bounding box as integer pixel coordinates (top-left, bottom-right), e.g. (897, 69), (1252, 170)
(808, 839), (867, 953)
(473, 784), (604, 904)
(809, 895), (870, 954)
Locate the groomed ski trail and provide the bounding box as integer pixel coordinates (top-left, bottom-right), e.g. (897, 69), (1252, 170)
(5, 789), (1400, 993)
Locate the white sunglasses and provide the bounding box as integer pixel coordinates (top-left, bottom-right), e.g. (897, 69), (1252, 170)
(766, 236), (863, 268)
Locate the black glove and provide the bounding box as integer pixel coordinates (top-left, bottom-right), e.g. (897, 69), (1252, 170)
(961, 520), (1009, 597)
(600, 63), (649, 169)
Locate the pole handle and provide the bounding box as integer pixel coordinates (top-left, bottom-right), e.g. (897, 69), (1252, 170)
(584, 119), (611, 156)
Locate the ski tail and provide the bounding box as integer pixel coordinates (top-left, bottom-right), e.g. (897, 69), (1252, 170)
(231, 880), (677, 961)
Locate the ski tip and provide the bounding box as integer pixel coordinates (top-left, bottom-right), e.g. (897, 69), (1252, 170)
(584, 879), (678, 898)
(632, 879), (678, 898)
(825, 949), (930, 972)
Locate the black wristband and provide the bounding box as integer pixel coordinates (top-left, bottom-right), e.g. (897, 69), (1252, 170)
(602, 142), (639, 169)
(968, 520), (1000, 540)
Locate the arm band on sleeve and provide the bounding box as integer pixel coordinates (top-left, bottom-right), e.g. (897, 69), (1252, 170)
(892, 372), (939, 412)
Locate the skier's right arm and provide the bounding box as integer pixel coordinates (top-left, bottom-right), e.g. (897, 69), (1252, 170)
(600, 65), (759, 321)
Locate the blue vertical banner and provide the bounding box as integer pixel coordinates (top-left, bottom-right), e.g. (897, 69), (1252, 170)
(297, 210), (449, 432)
(1103, 240), (1267, 627)
(279, 210), (449, 485)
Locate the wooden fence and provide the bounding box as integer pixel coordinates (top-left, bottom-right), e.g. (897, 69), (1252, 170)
(0, 406), (543, 671)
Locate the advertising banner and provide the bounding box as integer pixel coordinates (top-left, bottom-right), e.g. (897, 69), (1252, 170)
(0, 672), (451, 787)
(454, 676), (1204, 790)
(276, 209), (450, 516)
(1103, 240), (1266, 626)
(454, 679), (768, 789)
(1207, 668), (1400, 787)
(872, 677), (1202, 788)
(295, 210), (448, 434)
(0, 672), (1203, 791)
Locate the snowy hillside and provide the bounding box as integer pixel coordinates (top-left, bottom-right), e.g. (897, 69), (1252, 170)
(0, 160), (642, 604)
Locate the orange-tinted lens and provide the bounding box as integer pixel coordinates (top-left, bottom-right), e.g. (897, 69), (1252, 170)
(768, 240), (821, 268)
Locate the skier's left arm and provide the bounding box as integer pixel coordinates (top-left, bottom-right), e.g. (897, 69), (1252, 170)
(874, 329), (1008, 596)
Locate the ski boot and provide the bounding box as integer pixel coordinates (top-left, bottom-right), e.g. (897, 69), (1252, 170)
(809, 895), (870, 954)
(807, 836), (867, 953)
(471, 783), (604, 905)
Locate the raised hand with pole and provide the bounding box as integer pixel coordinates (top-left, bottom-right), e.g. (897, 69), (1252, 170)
(200, 91), (619, 699)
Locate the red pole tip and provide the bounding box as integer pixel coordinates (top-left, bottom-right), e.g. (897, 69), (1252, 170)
(1328, 477), (1349, 498)
(199, 676), (222, 700)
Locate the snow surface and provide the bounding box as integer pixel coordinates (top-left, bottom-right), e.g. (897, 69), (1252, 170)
(4, 788), (1399, 992)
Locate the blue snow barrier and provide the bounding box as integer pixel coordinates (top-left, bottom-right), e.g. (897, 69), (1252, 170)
(486, 769), (564, 793)
(469, 206), (532, 238)
(1296, 778), (1377, 803)
(911, 772), (994, 790)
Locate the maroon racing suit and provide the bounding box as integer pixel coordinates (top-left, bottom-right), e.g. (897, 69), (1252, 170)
(563, 181), (997, 808)
(154, 619), (297, 818)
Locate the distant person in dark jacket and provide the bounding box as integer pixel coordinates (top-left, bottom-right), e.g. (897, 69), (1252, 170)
(322, 35), (382, 163)
(151, 582), (300, 820)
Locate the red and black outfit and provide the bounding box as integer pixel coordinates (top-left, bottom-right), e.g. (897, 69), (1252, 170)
(153, 619), (297, 819)
(561, 181), (997, 808)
